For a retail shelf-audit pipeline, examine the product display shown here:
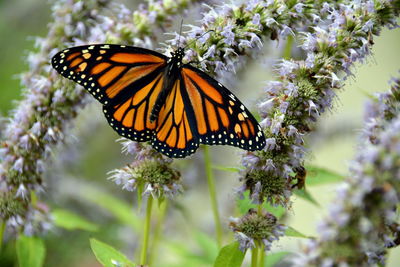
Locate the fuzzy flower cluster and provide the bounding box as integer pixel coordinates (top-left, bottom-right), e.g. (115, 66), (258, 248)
(295, 76), (400, 266)
(84, 0), (196, 48)
(108, 0), (336, 196)
(0, 0), (197, 235)
(0, 0), (112, 235)
(108, 139), (182, 199)
(132, 0), (192, 37)
(239, 0), (400, 206)
(229, 209), (286, 252)
(168, 0), (338, 76)
(160, 0), (356, 209)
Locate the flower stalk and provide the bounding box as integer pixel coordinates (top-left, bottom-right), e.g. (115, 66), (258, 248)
(251, 244), (259, 267)
(0, 0), (198, 235)
(239, 0), (400, 208)
(0, 0), (112, 235)
(259, 243), (265, 267)
(140, 196), (154, 265)
(296, 76), (400, 266)
(0, 221), (5, 251)
(149, 200), (168, 266)
(204, 146), (223, 248)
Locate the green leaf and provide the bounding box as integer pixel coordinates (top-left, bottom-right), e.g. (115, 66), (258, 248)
(305, 165), (344, 186)
(90, 238), (134, 267)
(265, 252), (290, 267)
(236, 191), (254, 214)
(212, 165), (243, 173)
(285, 226), (311, 238)
(293, 189), (320, 207)
(83, 189), (140, 230)
(264, 202), (286, 219)
(213, 242), (245, 267)
(237, 191), (285, 218)
(53, 209), (99, 232)
(194, 231), (218, 262)
(16, 235), (46, 267)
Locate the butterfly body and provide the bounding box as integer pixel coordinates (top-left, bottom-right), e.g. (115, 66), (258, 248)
(150, 48), (185, 123)
(52, 44), (266, 158)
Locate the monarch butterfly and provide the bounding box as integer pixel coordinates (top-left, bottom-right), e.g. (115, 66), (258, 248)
(51, 44), (266, 158)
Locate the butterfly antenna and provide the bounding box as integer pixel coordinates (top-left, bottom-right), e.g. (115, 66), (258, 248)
(178, 19), (183, 48)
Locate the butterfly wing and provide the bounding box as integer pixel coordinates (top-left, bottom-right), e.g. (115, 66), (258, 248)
(148, 64), (266, 158)
(102, 71), (166, 142)
(51, 44), (167, 106)
(52, 44), (167, 142)
(180, 65), (266, 151)
(51, 45), (266, 158)
(150, 78), (199, 158)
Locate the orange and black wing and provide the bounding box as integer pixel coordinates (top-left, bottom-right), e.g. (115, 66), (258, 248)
(51, 44), (167, 106)
(150, 78), (199, 158)
(51, 44), (167, 142)
(180, 65), (266, 152)
(148, 64), (266, 158)
(51, 45), (265, 158)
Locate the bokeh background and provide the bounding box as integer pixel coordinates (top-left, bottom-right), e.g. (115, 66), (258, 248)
(0, 0), (399, 266)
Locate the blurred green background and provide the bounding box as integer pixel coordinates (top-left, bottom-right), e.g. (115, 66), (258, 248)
(0, 0), (399, 266)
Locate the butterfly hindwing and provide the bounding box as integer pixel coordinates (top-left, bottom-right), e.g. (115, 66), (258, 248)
(103, 77), (157, 142)
(148, 65), (266, 158)
(180, 65), (266, 151)
(148, 78), (199, 158)
(51, 44), (167, 105)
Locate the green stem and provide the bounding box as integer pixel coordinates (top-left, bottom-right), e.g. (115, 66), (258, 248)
(0, 221), (5, 252)
(257, 203), (262, 215)
(256, 205), (264, 267)
(30, 191), (37, 206)
(140, 196), (153, 265)
(283, 35), (294, 59)
(203, 146), (223, 248)
(259, 243), (265, 267)
(251, 245), (259, 267)
(148, 200), (168, 266)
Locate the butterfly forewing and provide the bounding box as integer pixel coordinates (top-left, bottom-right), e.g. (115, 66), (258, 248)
(51, 44), (167, 105)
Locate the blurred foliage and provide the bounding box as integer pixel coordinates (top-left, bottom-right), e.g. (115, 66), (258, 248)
(0, 0), (50, 114)
(16, 235), (45, 267)
(52, 209), (99, 232)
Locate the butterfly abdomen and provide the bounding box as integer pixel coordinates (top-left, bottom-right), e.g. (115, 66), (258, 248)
(150, 88), (170, 122)
(150, 61), (181, 122)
